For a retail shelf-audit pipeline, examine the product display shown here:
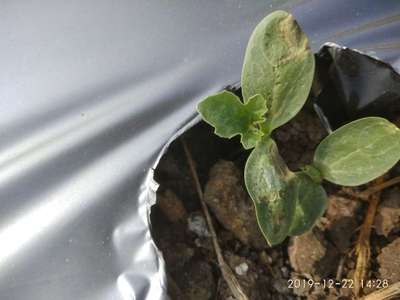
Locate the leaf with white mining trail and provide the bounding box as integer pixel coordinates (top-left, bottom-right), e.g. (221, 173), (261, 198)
(241, 10), (315, 132)
(197, 91), (267, 149)
(244, 137), (295, 246)
(314, 117), (400, 186)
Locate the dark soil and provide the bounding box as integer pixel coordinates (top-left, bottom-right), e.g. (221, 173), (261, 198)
(151, 101), (400, 300)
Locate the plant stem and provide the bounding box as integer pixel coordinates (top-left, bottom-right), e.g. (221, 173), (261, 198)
(181, 138), (249, 300)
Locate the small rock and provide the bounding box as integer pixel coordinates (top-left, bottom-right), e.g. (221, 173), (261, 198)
(188, 213), (210, 237)
(235, 262), (249, 276)
(288, 228), (338, 279)
(324, 195), (360, 252)
(158, 189), (187, 223)
(204, 161), (267, 249)
(281, 266), (289, 278)
(259, 251), (273, 265)
(224, 252), (270, 299)
(289, 230), (325, 277)
(377, 237), (400, 283)
(374, 188), (400, 237)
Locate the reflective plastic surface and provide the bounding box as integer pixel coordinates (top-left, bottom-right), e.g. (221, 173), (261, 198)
(1, 1), (400, 299)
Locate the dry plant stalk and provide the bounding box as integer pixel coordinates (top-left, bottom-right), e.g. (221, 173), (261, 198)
(181, 139), (249, 300)
(361, 176), (400, 198)
(353, 178), (384, 298)
(361, 281), (400, 300)
(342, 176), (400, 201)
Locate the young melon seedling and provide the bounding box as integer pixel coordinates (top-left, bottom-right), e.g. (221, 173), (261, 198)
(197, 10), (400, 246)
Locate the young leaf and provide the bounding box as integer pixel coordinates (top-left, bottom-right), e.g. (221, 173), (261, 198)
(288, 173), (328, 236)
(241, 10), (315, 132)
(314, 117), (400, 186)
(244, 137), (296, 246)
(197, 91), (267, 149)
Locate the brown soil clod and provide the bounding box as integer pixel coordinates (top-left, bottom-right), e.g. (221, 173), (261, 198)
(203, 160), (267, 250)
(374, 188), (400, 237)
(158, 189), (188, 223)
(324, 195), (361, 252)
(288, 228), (339, 279)
(377, 237), (400, 284)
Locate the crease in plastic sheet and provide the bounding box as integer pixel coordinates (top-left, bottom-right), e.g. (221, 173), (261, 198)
(118, 113), (200, 300)
(116, 169), (166, 300)
(1, 0), (400, 299)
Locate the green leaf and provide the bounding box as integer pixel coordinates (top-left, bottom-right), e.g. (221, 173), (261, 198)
(197, 91), (268, 149)
(288, 172), (328, 236)
(314, 117), (400, 186)
(241, 10), (315, 132)
(244, 137), (296, 246)
(244, 138), (328, 244)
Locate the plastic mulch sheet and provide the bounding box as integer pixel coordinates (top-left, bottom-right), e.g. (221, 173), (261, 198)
(1, 1), (400, 299)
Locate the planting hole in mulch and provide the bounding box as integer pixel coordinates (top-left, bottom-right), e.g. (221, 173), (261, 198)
(150, 46), (400, 300)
